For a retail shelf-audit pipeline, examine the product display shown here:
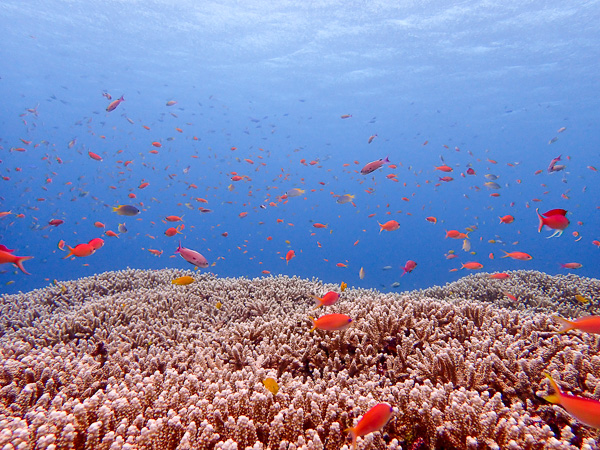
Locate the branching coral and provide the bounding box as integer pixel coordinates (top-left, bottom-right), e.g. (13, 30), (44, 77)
(0, 269), (599, 449)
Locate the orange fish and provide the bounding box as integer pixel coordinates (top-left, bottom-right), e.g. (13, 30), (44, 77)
(499, 215), (514, 224)
(425, 216), (437, 224)
(313, 223), (328, 229)
(336, 263), (348, 268)
(309, 314), (352, 332)
(105, 230), (119, 238)
(88, 238), (105, 250)
(561, 262), (582, 269)
(286, 250), (295, 264)
(151, 141), (162, 148)
(489, 273), (510, 280)
(461, 262), (483, 270)
(94, 221), (105, 228)
(543, 373), (600, 429)
(63, 243), (95, 259)
(345, 403), (394, 450)
(553, 315), (600, 335)
(165, 215), (184, 222)
(106, 95), (124, 112)
(435, 165), (453, 172)
(139, 182), (149, 189)
(501, 251), (532, 260)
(378, 220), (399, 233)
(0, 250), (33, 274)
(148, 249), (163, 256)
(311, 291), (340, 310)
(446, 230), (469, 239)
(165, 225), (184, 237)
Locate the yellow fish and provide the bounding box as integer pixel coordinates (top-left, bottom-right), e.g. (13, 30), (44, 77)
(575, 294), (591, 304)
(215, 301), (222, 309)
(172, 276), (194, 285)
(340, 281), (347, 292)
(263, 377), (279, 395)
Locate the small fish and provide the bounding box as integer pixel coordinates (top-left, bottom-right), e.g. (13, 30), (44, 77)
(88, 238), (104, 250)
(309, 314), (352, 332)
(175, 241), (208, 268)
(286, 250), (295, 265)
(543, 373), (600, 429)
(461, 262), (483, 270)
(48, 219), (64, 227)
(345, 403), (394, 450)
(445, 230), (469, 239)
(286, 188), (305, 198)
(340, 281), (347, 292)
(113, 205), (140, 216)
(367, 134), (377, 144)
(340, 114), (352, 119)
(466, 168), (476, 175)
(425, 216), (437, 224)
(489, 273), (510, 280)
(63, 243), (95, 259)
(378, 220), (399, 233)
(215, 301), (222, 309)
(501, 250), (533, 260)
(484, 181), (501, 189)
(166, 100), (177, 106)
(382, 266), (392, 270)
(361, 157), (390, 175)
(391, 282), (400, 288)
(263, 377), (279, 395)
(548, 136), (559, 144)
(337, 194), (355, 204)
(484, 174), (498, 180)
(400, 260), (417, 277)
(561, 262), (582, 269)
(172, 276), (194, 285)
(106, 95), (125, 112)
(536, 208), (569, 238)
(359, 267), (365, 279)
(118, 223), (127, 233)
(311, 291), (340, 310)
(575, 294), (590, 304)
(499, 215), (514, 224)
(462, 239), (471, 252)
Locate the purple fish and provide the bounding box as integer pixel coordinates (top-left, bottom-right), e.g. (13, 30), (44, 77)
(401, 260), (417, 277)
(176, 241), (209, 268)
(361, 156), (390, 175)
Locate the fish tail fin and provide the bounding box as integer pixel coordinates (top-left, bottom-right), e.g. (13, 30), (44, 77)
(344, 427), (357, 450)
(384, 156), (390, 164)
(62, 246), (74, 259)
(310, 295), (323, 309)
(552, 315), (575, 333)
(536, 208), (544, 232)
(120, 95), (125, 101)
(543, 373), (563, 405)
(112, 206), (119, 212)
(500, 250), (509, 258)
(15, 256), (33, 275)
(176, 240), (182, 254)
(308, 316), (317, 332)
(378, 222), (383, 234)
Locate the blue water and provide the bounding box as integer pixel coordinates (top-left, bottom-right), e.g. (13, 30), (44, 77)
(1, 1), (599, 295)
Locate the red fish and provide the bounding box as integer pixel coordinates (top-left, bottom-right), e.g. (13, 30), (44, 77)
(461, 262), (483, 270)
(88, 238), (105, 250)
(378, 220), (399, 233)
(309, 314), (352, 332)
(345, 403), (394, 450)
(499, 215), (514, 224)
(489, 273), (510, 280)
(544, 373), (600, 429)
(466, 168), (476, 175)
(285, 250), (295, 264)
(0, 250), (33, 274)
(48, 219), (64, 226)
(311, 291), (340, 310)
(361, 157), (390, 175)
(560, 262), (582, 269)
(501, 251), (533, 260)
(553, 315), (600, 335)
(63, 243), (95, 259)
(106, 95), (124, 112)
(401, 260), (417, 276)
(536, 208), (569, 238)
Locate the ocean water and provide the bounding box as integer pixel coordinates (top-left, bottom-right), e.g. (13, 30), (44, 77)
(0, 0), (598, 296)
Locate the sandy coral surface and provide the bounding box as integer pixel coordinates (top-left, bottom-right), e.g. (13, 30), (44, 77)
(1, 269), (600, 449)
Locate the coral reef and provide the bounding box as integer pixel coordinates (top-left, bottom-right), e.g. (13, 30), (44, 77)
(1, 269), (599, 449)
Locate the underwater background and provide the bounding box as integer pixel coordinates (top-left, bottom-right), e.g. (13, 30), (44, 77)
(1, 0), (599, 295)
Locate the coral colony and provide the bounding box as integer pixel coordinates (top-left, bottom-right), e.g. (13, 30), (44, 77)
(1, 269), (600, 448)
